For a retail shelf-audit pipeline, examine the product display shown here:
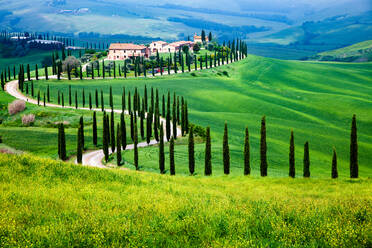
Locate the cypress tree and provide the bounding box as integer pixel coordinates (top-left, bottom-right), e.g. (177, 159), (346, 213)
(43, 92), (46, 107)
(45, 65), (48, 80)
(289, 130), (295, 178)
(79, 116), (85, 150)
(27, 64), (30, 81)
(170, 137), (175, 175)
(31, 81), (34, 97)
(89, 92), (92, 110)
(1, 73), (4, 90)
(130, 111), (134, 141)
(144, 85), (148, 112)
(332, 148), (338, 179)
(67, 65), (71, 80)
(35, 64), (39, 80)
(303, 141), (310, 178)
(205, 126), (212, 176)
(154, 107), (159, 141)
(37, 91), (40, 105)
(350, 114), (358, 178)
(77, 124), (83, 164)
(260, 116), (268, 177)
(102, 60), (105, 79)
(244, 126), (250, 175)
(223, 122), (230, 175)
(109, 86), (113, 108)
(172, 94), (177, 139)
(93, 111), (97, 146)
(185, 101), (189, 134)
(61, 93), (64, 107)
(146, 112), (152, 144)
(166, 92), (171, 141)
(110, 110), (115, 153)
(116, 123), (122, 166)
(47, 85), (50, 102)
(162, 94), (165, 117)
(102, 113), (109, 162)
(159, 123), (165, 174)
(140, 103), (145, 140)
(134, 120), (138, 170)
(80, 66), (83, 80)
(128, 91), (131, 113)
(120, 113), (127, 150)
(188, 126), (195, 175)
(59, 123), (67, 160)
(177, 96), (180, 125)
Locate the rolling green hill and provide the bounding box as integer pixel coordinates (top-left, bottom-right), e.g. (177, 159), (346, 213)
(0, 153), (371, 247)
(312, 40), (372, 62)
(29, 55), (372, 178)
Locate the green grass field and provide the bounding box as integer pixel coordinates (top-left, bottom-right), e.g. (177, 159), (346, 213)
(0, 153), (371, 247)
(30, 55), (372, 177)
(316, 40), (372, 62)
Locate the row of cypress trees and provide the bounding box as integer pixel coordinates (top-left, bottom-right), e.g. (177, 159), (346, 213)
(157, 115), (359, 178)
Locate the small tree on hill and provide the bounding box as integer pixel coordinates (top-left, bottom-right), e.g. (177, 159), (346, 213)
(332, 148), (338, 179)
(244, 126), (250, 175)
(260, 116), (268, 176)
(289, 130), (295, 178)
(223, 122), (230, 175)
(188, 126), (195, 175)
(205, 126), (212, 176)
(350, 114), (358, 178)
(303, 141), (310, 178)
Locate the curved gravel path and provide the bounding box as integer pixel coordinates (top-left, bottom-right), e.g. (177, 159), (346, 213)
(5, 78), (181, 169)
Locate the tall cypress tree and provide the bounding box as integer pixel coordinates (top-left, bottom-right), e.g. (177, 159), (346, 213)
(122, 87), (126, 111)
(102, 112), (109, 162)
(116, 123), (122, 166)
(172, 94), (177, 139)
(303, 141), (310, 178)
(244, 126), (250, 175)
(69, 85), (72, 106)
(166, 92), (171, 141)
(260, 116), (268, 177)
(93, 111), (97, 146)
(154, 107), (159, 141)
(188, 126), (195, 175)
(223, 122), (230, 175)
(89, 92), (92, 110)
(205, 126), (212, 176)
(120, 112), (127, 150)
(159, 123), (165, 174)
(110, 110), (115, 153)
(35, 64), (39, 80)
(95, 89), (99, 108)
(289, 130), (295, 178)
(109, 86), (113, 108)
(130, 111), (134, 141)
(27, 64), (30, 81)
(82, 89), (85, 107)
(44, 65), (48, 80)
(59, 123), (67, 160)
(146, 112), (152, 144)
(332, 148), (338, 179)
(79, 116), (85, 150)
(162, 95), (165, 117)
(47, 85), (50, 102)
(350, 114), (358, 178)
(77, 124), (83, 164)
(170, 137), (175, 175)
(134, 120), (139, 170)
(75, 91), (78, 109)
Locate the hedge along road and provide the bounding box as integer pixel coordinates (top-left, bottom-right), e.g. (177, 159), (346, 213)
(5, 76), (182, 169)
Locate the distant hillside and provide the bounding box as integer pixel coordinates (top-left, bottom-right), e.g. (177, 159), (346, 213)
(254, 11), (372, 53)
(312, 40), (372, 62)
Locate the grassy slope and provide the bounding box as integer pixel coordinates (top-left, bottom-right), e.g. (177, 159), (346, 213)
(31, 56), (372, 177)
(316, 40), (372, 61)
(0, 153), (371, 247)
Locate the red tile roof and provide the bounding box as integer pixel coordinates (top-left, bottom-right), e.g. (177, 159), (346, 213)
(109, 43), (146, 50)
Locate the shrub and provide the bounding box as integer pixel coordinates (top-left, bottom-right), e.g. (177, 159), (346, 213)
(22, 114), (35, 126)
(8, 100), (26, 115)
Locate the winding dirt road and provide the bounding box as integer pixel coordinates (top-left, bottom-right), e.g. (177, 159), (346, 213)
(5, 78), (181, 168)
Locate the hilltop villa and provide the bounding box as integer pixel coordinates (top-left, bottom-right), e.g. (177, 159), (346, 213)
(149, 40), (195, 53)
(107, 43), (151, 60)
(193, 33), (208, 43)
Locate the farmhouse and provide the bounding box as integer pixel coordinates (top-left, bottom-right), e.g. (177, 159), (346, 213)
(150, 40), (195, 53)
(149, 41), (168, 53)
(193, 33), (208, 43)
(108, 43), (151, 60)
